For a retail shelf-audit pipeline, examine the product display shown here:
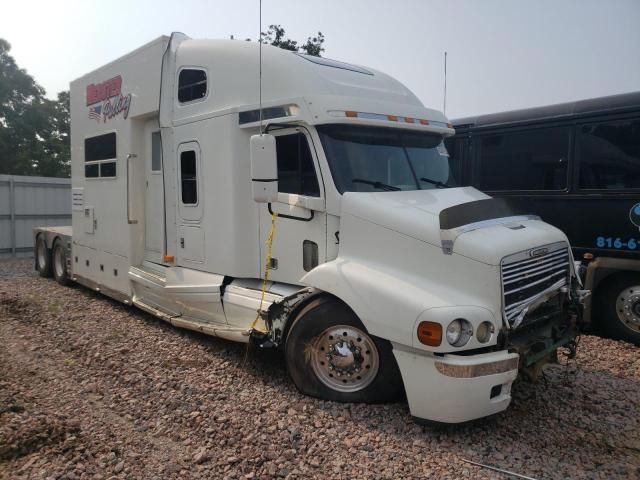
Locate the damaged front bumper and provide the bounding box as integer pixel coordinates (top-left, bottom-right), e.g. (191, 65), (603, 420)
(392, 344), (519, 424)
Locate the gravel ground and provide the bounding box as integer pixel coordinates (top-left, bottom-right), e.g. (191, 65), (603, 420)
(0, 258), (639, 480)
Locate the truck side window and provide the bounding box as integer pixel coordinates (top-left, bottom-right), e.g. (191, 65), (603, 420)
(151, 131), (162, 171)
(180, 150), (198, 204)
(84, 132), (116, 178)
(178, 69), (207, 103)
(476, 127), (570, 191)
(275, 133), (320, 197)
(577, 118), (640, 190)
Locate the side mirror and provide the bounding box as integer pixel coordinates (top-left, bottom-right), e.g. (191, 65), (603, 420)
(250, 134), (278, 203)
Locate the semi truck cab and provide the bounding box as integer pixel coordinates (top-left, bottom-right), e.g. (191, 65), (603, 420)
(33, 34), (586, 424)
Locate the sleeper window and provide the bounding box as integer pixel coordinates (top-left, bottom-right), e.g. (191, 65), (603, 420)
(275, 133), (320, 196)
(84, 132), (116, 178)
(151, 131), (162, 171)
(178, 69), (207, 103)
(180, 150), (198, 204)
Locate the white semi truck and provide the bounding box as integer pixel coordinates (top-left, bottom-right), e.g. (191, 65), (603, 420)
(33, 34), (586, 423)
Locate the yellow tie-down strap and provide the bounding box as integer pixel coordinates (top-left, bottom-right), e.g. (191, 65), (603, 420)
(250, 210), (278, 333)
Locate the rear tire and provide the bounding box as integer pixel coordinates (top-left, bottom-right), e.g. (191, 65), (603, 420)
(284, 296), (404, 403)
(35, 235), (52, 278)
(595, 273), (640, 346)
(51, 239), (70, 286)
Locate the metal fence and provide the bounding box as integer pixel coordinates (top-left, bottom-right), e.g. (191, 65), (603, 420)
(0, 175), (71, 258)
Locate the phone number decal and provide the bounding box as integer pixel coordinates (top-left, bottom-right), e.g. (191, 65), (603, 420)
(596, 237), (638, 250)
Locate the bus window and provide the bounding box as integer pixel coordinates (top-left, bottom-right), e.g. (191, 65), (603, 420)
(476, 127), (570, 191)
(577, 118), (640, 190)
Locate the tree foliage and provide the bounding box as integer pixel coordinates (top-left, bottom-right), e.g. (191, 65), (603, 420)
(259, 25), (325, 57)
(0, 39), (70, 177)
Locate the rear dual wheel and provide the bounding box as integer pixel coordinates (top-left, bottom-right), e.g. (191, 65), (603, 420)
(285, 296), (404, 403)
(51, 239), (70, 286)
(35, 235), (52, 278)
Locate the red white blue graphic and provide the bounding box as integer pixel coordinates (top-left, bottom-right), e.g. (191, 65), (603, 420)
(88, 104), (102, 121)
(86, 75), (131, 123)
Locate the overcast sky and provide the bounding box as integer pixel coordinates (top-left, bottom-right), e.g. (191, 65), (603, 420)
(1, 0), (638, 119)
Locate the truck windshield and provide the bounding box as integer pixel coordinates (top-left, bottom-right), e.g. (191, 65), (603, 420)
(317, 124), (456, 193)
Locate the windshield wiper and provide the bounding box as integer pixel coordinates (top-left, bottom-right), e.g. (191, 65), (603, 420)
(420, 177), (449, 189)
(352, 178), (401, 191)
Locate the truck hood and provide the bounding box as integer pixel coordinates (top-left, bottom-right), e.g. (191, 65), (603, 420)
(341, 188), (568, 265)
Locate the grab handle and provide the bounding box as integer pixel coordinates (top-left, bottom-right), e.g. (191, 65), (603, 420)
(127, 154), (138, 225)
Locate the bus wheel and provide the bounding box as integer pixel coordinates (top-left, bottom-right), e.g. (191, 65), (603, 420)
(52, 239), (70, 286)
(596, 274), (640, 346)
(284, 296), (404, 403)
(35, 235), (52, 278)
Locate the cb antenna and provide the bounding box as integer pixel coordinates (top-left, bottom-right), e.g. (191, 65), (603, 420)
(443, 51), (448, 115)
(259, 0), (263, 134)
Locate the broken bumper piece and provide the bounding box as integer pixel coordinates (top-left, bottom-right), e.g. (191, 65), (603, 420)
(392, 346), (519, 424)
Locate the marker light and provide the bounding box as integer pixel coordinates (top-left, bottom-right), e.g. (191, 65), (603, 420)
(417, 321), (442, 347)
(328, 110), (436, 127)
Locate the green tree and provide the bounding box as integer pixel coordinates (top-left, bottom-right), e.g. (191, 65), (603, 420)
(259, 25), (325, 57)
(300, 32), (325, 57)
(0, 39), (70, 177)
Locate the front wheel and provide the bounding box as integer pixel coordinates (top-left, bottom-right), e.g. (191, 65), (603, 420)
(284, 296), (404, 403)
(596, 273), (640, 346)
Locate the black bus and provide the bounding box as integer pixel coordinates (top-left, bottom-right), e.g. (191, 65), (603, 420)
(446, 91), (640, 345)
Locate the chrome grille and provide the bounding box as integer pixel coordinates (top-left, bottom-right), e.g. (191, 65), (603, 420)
(501, 242), (570, 327)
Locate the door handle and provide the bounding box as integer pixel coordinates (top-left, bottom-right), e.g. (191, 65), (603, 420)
(180, 237), (185, 248)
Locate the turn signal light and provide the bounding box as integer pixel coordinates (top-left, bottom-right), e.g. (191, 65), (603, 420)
(417, 321), (442, 346)
(583, 252), (594, 261)
(163, 255), (175, 263)
(345, 110), (358, 118)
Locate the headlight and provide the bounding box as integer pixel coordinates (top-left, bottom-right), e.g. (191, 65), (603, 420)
(445, 318), (472, 347)
(476, 321), (495, 343)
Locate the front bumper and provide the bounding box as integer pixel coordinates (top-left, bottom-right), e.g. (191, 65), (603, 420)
(393, 346), (519, 423)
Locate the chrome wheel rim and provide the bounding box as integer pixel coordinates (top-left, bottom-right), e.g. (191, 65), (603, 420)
(37, 240), (47, 270)
(310, 325), (379, 393)
(54, 246), (65, 279)
(616, 285), (640, 333)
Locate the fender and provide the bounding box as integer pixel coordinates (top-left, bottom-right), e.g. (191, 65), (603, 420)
(301, 256), (473, 348)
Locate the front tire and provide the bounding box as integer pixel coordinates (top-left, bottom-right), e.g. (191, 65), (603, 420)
(35, 235), (52, 278)
(284, 296), (404, 403)
(51, 239), (70, 286)
(595, 273), (640, 346)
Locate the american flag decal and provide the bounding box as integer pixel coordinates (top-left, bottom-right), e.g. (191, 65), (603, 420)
(88, 104), (102, 122)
